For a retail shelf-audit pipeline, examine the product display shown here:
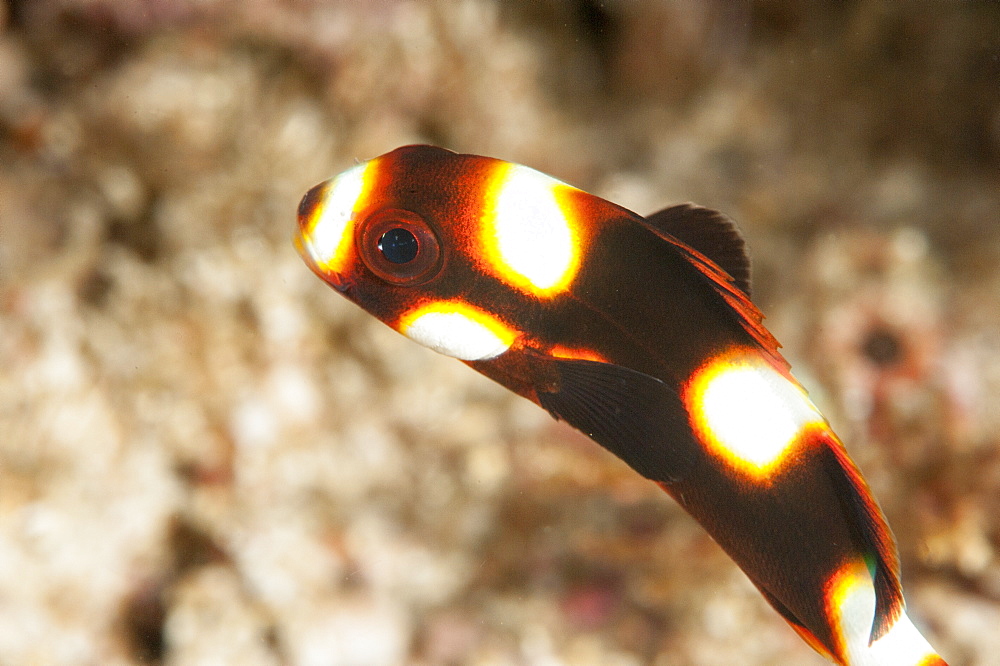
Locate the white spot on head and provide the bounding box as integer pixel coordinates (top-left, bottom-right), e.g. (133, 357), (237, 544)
(689, 355), (824, 474)
(484, 164), (579, 294)
(400, 303), (515, 361)
(302, 162), (369, 272)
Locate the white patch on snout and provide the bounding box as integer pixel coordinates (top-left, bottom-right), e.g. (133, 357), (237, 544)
(483, 164), (580, 295)
(304, 162), (369, 272)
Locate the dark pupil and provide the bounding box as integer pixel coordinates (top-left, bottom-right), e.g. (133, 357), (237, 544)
(377, 228), (419, 264)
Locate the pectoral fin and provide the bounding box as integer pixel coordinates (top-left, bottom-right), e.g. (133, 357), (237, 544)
(533, 356), (698, 483)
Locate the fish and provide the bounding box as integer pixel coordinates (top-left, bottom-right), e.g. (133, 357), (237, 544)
(295, 145), (947, 666)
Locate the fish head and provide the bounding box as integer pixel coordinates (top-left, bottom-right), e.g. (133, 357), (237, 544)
(296, 145), (593, 361)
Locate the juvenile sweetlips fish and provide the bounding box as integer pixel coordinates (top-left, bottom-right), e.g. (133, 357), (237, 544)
(295, 145), (947, 666)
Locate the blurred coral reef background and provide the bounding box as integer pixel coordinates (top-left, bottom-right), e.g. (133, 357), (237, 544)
(1, 1), (999, 664)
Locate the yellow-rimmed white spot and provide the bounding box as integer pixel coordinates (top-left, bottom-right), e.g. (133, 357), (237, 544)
(684, 352), (824, 478)
(480, 162), (581, 296)
(826, 559), (877, 662)
(399, 301), (517, 361)
(300, 162), (374, 274)
(825, 561), (940, 665)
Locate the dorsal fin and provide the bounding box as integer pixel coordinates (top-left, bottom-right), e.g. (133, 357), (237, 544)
(645, 204), (752, 298)
(648, 222), (788, 376)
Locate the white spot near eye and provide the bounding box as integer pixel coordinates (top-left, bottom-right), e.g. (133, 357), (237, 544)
(484, 164), (579, 294)
(305, 162), (369, 271)
(400, 303), (515, 361)
(688, 355), (824, 475)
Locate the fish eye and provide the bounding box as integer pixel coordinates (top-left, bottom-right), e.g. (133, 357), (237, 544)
(377, 228), (419, 264)
(358, 208), (442, 285)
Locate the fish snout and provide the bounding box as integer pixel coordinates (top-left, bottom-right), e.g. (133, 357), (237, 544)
(295, 181), (350, 293)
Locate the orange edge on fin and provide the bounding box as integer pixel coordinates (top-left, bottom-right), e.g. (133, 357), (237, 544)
(789, 623), (836, 663)
(661, 234), (789, 376)
(822, 431), (904, 644)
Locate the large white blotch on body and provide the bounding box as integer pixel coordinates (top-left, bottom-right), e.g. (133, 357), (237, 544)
(481, 163), (580, 296)
(828, 561), (940, 666)
(686, 353), (824, 477)
(399, 302), (516, 361)
(301, 162), (370, 273)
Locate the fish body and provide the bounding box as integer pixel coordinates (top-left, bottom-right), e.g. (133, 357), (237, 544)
(295, 145), (946, 665)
